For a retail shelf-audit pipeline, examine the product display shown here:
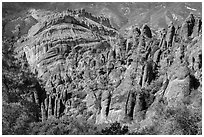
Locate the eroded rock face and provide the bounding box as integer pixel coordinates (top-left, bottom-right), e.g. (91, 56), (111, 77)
(14, 9), (118, 121)
(13, 10), (202, 125)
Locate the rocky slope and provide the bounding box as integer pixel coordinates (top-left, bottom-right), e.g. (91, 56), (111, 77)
(3, 4), (202, 132)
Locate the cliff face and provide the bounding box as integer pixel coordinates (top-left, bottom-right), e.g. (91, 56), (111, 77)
(14, 9), (118, 122)
(13, 8), (202, 127)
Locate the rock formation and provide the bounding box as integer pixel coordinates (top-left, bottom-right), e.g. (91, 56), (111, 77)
(166, 22), (175, 48)
(141, 24), (152, 38)
(9, 8), (202, 127)
(181, 13), (196, 41)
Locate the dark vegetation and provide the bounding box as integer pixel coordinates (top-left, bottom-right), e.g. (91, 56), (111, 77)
(2, 38), (41, 134)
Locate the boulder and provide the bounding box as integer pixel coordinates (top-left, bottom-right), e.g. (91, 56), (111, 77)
(163, 70), (191, 107)
(141, 24), (152, 38)
(174, 65), (190, 80)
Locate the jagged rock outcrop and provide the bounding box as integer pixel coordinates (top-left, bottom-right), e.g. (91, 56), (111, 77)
(192, 16), (202, 38)
(14, 9), (118, 121)
(141, 24), (152, 38)
(12, 9), (202, 127)
(153, 49), (162, 65)
(125, 90), (136, 121)
(141, 60), (155, 88)
(181, 13), (196, 41)
(166, 22), (175, 48)
(96, 89), (112, 124)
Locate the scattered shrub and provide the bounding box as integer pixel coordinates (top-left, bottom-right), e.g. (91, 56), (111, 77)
(99, 122), (129, 135)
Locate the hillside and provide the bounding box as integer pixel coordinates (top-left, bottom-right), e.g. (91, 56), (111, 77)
(2, 2), (202, 135)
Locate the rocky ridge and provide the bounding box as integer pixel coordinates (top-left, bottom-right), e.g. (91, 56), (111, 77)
(12, 8), (202, 129)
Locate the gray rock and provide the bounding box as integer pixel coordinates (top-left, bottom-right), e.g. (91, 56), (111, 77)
(141, 24), (152, 38)
(41, 102), (46, 122)
(166, 22), (175, 48)
(181, 13), (196, 41)
(142, 60), (154, 88)
(48, 95), (53, 118)
(125, 90), (136, 121)
(163, 75), (191, 107)
(153, 49), (162, 65)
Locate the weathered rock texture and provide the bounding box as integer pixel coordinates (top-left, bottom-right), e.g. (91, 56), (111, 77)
(13, 9), (202, 125)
